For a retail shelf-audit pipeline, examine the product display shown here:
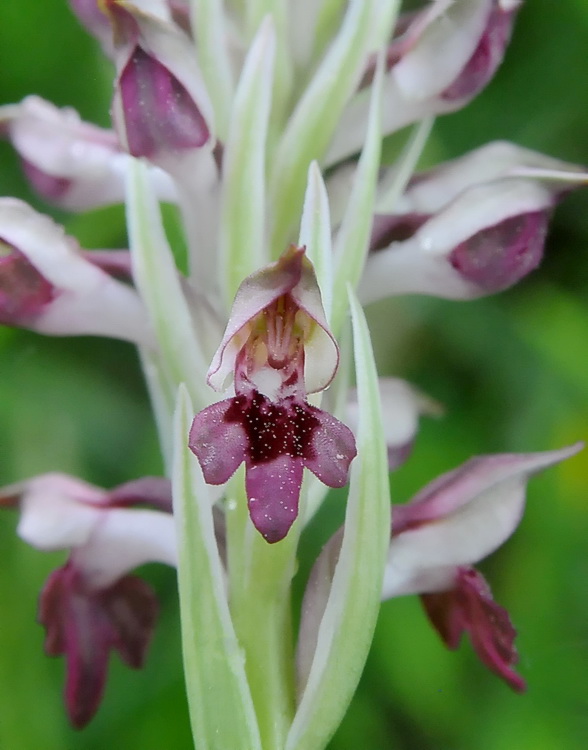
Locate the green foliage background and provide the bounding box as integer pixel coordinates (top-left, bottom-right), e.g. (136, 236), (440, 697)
(1, 2), (587, 748)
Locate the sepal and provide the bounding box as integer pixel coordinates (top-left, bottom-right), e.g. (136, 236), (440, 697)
(0, 199), (153, 345)
(106, 0), (213, 158)
(39, 563), (159, 728)
(0, 96), (176, 210)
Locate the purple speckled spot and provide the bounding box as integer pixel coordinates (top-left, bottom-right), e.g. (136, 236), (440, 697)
(226, 391), (321, 464)
(21, 158), (73, 202)
(449, 210), (549, 292)
(442, 7), (516, 101)
(0, 241), (56, 325)
(119, 47), (209, 157)
(190, 388), (356, 542)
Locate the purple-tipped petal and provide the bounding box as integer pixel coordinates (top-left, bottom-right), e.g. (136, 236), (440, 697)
(118, 47), (209, 157)
(21, 159), (73, 201)
(0, 241), (56, 325)
(360, 177), (572, 303)
(245, 454), (304, 543)
(107, 1), (213, 159)
(106, 476), (173, 512)
(0, 199), (153, 344)
(189, 398), (248, 485)
(38, 563), (158, 728)
(304, 408), (357, 488)
(441, 2), (518, 101)
(422, 566), (526, 692)
(448, 210), (549, 292)
(383, 444), (583, 597)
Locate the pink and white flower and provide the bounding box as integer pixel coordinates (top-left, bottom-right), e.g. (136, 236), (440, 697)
(189, 246), (357, 543)
(0, 473), (176, 727)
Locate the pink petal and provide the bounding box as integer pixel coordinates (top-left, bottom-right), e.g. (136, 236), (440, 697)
(392, 444), (583, 534)
(0, 242), (56, 326)
(189, 398), (248, 485)
(245, 454), (304, 543)
(118, 47), (209, 157)
(448, 210), (549, 292)
(38, 562), (158, 728)
(441, 3), (518, 101)
(304, 407), (357, 488)
(422, 566), (526, 692)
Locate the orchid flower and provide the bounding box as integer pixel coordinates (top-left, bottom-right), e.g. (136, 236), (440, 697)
(0, 198), (153, 344)
(0, 96), (177, 210)
(189, 245), (356, 542)
(0, 474), (176, 727)
(298, 443), (582, 695)
(0, 0), (586, 746)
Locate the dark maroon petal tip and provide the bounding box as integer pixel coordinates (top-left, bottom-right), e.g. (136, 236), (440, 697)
(0, 241), (56, 326)
(38, 562), (158, 729)
(118, 47), (209, 157)
(449, 210), (549, 292)
(442, 5), (518, 102)
(422, 566), (526, 692)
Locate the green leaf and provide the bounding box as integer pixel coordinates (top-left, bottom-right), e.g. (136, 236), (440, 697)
(331, 54), (384, 335)
(125, 160), (210, 410)
(173, 386), (263, 750)
(376, 116), (435, 212)
(219, 17), (276, 305)
(298, 162), (333, 321)
(285, 288), (391, 750)
(270, 1), (394, 254)
(191, 0), (235, 142)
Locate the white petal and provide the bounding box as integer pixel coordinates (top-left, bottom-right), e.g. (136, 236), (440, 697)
(76, 508), (177, 588)
(382, 444), (583, 598)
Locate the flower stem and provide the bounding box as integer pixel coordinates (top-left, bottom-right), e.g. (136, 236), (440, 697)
(226, 474), (299, 749)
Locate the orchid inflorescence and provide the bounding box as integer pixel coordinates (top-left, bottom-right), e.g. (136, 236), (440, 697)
(0, 1), (586, 747)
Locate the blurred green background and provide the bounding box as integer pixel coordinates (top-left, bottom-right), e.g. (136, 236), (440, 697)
(1, 2), (587, 748)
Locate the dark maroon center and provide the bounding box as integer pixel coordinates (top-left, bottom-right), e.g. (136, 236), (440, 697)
(224, 390), (320, 464)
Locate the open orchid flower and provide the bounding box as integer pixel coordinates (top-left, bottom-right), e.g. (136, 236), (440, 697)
(189, 246), (357, 543)
(298, 443), (582, 693)
(0, 198), (153, 345)
(328, 0), (522, 165)
(360, 153), (588, 303)
(0, 473), (176, 728)
(0, 96), (176, 210)
(346, 377), (443, 469)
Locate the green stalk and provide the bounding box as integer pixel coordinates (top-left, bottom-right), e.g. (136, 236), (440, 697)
(226, 474), (300, 749)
